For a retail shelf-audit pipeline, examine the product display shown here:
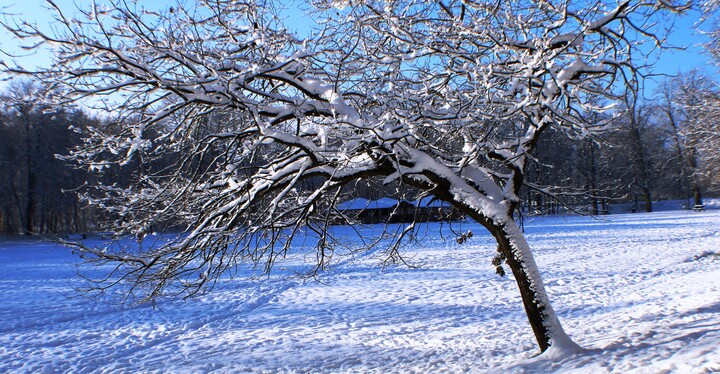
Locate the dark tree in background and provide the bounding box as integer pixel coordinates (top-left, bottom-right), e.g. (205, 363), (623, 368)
(0, 80), (98, 234)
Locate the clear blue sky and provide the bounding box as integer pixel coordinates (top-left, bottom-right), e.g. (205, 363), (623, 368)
(0, 0), (314, 71)
(0, 0), (716, 96)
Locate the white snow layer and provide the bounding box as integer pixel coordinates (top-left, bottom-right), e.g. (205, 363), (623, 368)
(1, 209), (719, 373)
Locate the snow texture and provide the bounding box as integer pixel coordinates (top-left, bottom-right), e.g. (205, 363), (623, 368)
(1, 208), (719, 373)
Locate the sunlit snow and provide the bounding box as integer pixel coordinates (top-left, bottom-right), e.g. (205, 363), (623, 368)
(1, 208), (719, 373)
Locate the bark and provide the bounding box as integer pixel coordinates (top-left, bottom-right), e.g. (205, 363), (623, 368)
(22, 108), (37, 235)
(693, 186), (703, 207)
(643, 190), (652, 213)
(688, 153), (704, 208)
(626, 97), (654, 214)
(589, 145), (599, 216)
(591, 198), (599, 216)
(487, 218), (578, 352)
(24, 155), (37, 234)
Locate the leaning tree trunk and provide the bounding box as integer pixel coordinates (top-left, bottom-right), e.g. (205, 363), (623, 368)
(488, 216), (581, 354)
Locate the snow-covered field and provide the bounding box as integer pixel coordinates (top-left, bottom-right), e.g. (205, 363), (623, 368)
(1, 209), (719, 373)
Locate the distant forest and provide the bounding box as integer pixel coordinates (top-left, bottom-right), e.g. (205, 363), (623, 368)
(1, 77), (717, 236)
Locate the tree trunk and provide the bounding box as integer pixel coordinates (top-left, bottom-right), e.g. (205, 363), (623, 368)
(591, 197), (599, 216)
(590, 145), (599, 216)
(23, 110), (37, 235)
(488, 217), (581, 354)
(693, 185), (703, 207)
(25, 173), (36, 234)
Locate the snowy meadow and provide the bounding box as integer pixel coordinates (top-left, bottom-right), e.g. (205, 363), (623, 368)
(1, 208), (719, 373)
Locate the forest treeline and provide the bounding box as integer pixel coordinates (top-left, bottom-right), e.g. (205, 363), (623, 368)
(523, 71), (720, 215)
(0, 81), (97, 235)
(0, 74), (718, 236)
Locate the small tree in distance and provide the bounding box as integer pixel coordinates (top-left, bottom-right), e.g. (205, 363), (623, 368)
(1, 0), (687, 354)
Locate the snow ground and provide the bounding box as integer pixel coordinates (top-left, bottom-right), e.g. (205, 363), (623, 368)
(1, 209), (719, 373)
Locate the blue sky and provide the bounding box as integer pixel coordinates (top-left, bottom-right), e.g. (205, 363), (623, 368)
(0, 0), (716, 96)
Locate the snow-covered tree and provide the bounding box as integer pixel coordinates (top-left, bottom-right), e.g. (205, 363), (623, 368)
(618, 89), (664, 212)
(1, 0), (686, 354)
(657, 71), (720, 206)
(693, 1), (720, 193)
